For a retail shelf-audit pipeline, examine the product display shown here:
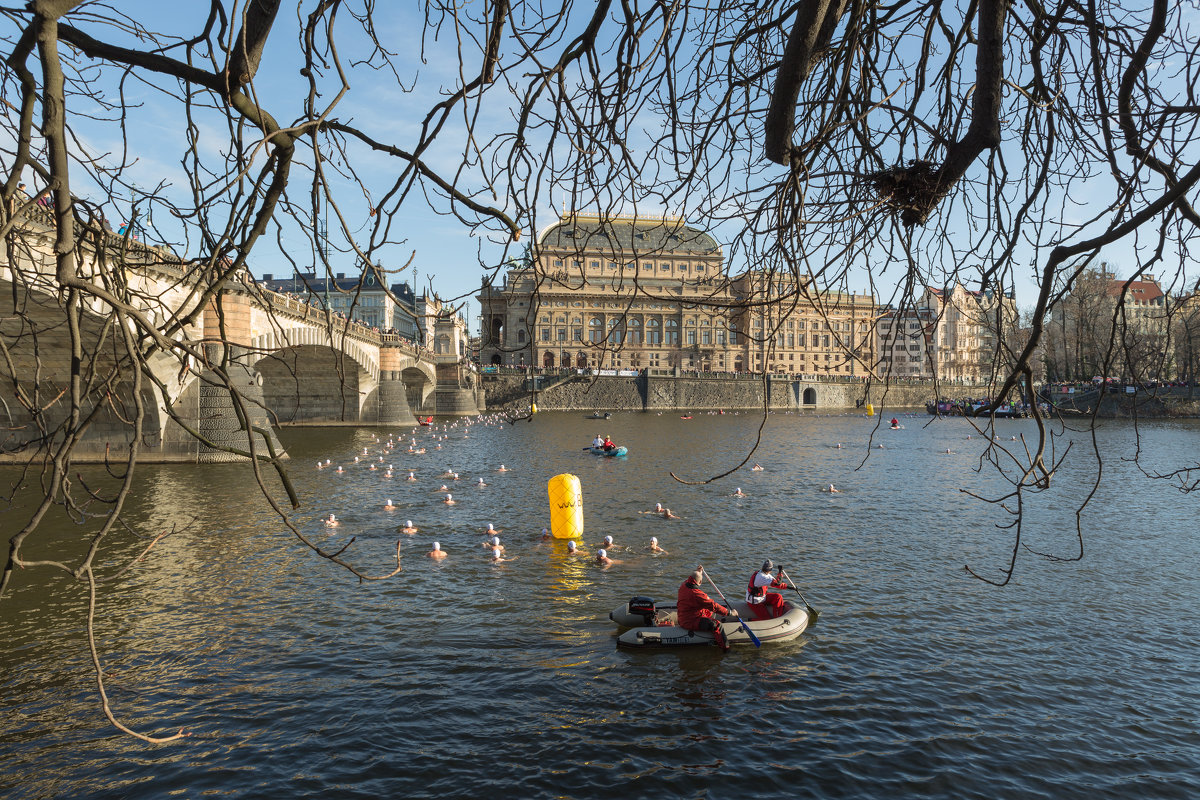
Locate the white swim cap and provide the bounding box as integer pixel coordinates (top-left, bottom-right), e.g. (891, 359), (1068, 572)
(655, 502), (662, 509)
(433, 541), (440, 550)
(487, 523), (495, 530)
(491, 536), (500, 546)
(406, 520), (413, 527)
(604, 535), (613, 544)
(737, 488), (742, 492)
(329, 514), (336, 520)
(492, 547), (502, 558)
(446, 494), (452, 500)
(597, 549), (607, 558)
(386, 499), (393, 505)
(650, 537), (658, 544)
(568, 541), (577, 550)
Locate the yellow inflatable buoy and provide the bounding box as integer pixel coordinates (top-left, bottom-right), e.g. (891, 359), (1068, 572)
(865, 403), (875, 417)
(531, 402), (538, 414)
(547, 473), (583, 539)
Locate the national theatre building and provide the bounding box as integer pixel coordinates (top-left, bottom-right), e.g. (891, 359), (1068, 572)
(477, 212), (877, 377)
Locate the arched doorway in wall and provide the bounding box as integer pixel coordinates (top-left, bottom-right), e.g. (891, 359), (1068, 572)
(803, 387), (817, 405)
(576, 352), (587, 368)
(490, 354), (502, 366)
(543, 351), (555, 368)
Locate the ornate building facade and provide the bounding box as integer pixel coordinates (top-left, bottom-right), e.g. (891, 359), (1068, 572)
(476, 212), (878, 375)
(477, 213), (733, 370)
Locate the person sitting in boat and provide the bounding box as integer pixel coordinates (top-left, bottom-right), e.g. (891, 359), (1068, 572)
(591, 433), (604, 449)
(746, 559), (791, 620)
(890, 417), (899, 427)
(602, 435), (616, 452)
(677, 567), (730, 651)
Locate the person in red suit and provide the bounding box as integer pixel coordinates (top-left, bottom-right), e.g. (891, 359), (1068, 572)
(677, 567), (731, 650)
(745, 559), (791, 620)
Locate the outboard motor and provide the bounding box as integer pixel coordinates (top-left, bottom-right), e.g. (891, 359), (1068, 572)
(628, 595), (656, 626)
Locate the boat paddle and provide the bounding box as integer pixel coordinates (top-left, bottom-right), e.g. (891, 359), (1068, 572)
(779, 568), (819, 624)
(705, 572), (761, 648)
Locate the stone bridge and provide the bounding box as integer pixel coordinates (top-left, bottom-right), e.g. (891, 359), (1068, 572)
(0, 209), (482, 463)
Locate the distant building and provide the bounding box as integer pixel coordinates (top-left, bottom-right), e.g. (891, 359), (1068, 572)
(477, 212), (729, 370)
(923, 283), (1018, 383)
(476, 211), (879, 375)
(731, 271), (876, 376)
(1044, 266), (1168, 381)
(261, 270), (419, 340)
(875, 305), (938, 379)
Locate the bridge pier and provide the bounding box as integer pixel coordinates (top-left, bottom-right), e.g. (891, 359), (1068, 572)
(375, 370), (419, 426)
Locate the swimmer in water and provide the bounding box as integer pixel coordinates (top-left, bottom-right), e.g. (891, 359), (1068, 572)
(751, 463), (764, 471)
(826, 484), (840, 493)
(336, 466), (344, 473)
(490, 546), (514, 564)
(732, 487), (746, 497)
(401, 520), (418, 534)
(595, 548), (619, 567)
(407, 472), (417, 481)
(649, 536), (668, 554)
(383, 499), (396, 510)
(639, 502), (664, 515)
(433, 484), (450, 493)
(594, 534), (614, 551)
(540, 528), (551, 541)
(428, 542), (447, 560)
(325, 514), (339, 527)
(476, 477), (487, 487)
(485, 523), (503, 536)
(566, 540), (585, 556)
(483, 536), (505, 552)
(443, 494), (456, 505)
(496, 465), (509, 472)
(661, 508), (680, 520)
(316, 461), (324, 469)
(836, 443), (843, 449)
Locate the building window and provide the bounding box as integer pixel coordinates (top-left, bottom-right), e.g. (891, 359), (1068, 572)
(666, 319), (679, 345)
(558, 327), (567, 341)
(702, 329), (711, 345)
(541, 327), (551, 342)
(517, 329), (527, 344)
(590, 260), (600, 268)
(589, 319), (602, 343)
(687, 329), (696, 345)
(647, 318), (662, 345)
(573, 327), (583, 341)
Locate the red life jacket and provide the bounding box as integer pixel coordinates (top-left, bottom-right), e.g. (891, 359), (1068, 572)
(747, 571), (766, 600)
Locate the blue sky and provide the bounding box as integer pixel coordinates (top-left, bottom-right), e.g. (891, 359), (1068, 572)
(11, 1), (1190, 330)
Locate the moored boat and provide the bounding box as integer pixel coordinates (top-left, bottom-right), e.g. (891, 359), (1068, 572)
(609, 596), (812, 648)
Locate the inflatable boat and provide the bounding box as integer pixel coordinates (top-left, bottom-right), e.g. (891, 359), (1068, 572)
(609, 596), (812, 648)
(589, 445), (628, 457)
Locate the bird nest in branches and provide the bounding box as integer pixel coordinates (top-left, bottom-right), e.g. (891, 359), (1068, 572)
(866, 159), (939, 226)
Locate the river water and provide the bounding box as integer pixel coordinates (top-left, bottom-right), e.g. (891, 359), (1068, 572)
(1, 411), (1198, 799)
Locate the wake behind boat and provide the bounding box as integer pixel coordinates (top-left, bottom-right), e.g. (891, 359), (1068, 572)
(609, 596), (811, 648)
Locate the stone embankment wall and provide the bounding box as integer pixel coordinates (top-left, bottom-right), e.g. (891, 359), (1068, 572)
(483, 373), (945, 413)
(1046, 386), (1200, 418)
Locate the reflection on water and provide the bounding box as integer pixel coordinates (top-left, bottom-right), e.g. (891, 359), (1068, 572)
(2, 411), (1200, 799)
